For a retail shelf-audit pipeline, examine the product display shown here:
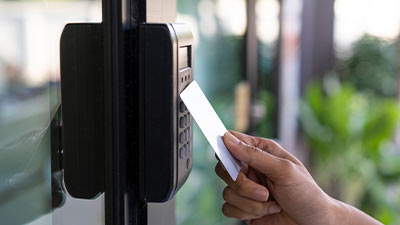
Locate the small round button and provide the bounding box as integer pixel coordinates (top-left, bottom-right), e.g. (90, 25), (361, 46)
(179, 132), (184, 143)
(184, 115), (188, 126)
(186, 158), (191, 169)
(179, 147), (185, 159)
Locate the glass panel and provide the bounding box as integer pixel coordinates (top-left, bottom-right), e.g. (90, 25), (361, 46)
(0, 1), (102, 224)
(176, 0), (280, 224)
(176, 0), (246, 224)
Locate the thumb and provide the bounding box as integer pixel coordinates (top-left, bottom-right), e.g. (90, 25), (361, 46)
(223, 132), (290, 181)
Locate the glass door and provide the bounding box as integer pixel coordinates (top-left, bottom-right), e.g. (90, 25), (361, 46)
(0, 0), (105, 224)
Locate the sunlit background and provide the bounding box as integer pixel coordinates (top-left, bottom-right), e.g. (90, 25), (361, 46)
(176, 0), (400, 224)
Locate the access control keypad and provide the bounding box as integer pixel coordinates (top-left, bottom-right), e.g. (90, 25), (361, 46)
(178, 70), (193, 172)
(141, 23), (194, 202)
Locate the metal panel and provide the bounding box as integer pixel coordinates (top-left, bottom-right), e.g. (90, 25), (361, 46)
(147, 199), (176, 225)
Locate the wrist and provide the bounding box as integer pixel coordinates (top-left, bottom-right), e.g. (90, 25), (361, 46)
(324, 196), (383, 225)
(299, 193), (341, 225)
(320, 193), (347, 225)
(322, 195), (343, 225)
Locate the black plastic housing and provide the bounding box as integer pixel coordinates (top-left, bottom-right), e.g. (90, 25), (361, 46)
(139, 23), (194, 202)
(60, 23), (105, 199)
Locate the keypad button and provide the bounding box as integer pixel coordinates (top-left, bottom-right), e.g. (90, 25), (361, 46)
(180, 117), (184, 128)
(184, 115), (188, 126)
(179, 147), (185, 159)
(186, 158), (191, 169)
(184, 129), (188, 141)
(187, 114), (191, 123)
(186, 142), (190, 153)
(183, 144), (188, 156)
(186, 127), (190, 137)
(179, 132), (184, 143)
(180, 102), (185, 113)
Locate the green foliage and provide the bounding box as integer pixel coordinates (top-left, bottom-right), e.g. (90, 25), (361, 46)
(300, 35), (400, 224)
(338, 35), (398, 97)
(255, 90), (277, 138)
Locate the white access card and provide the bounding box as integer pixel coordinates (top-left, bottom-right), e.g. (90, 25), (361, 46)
(180, 81), (241, 181)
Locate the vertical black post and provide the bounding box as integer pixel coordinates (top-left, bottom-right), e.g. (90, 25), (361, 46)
(103, 0), (148, 223)
(300, 0), (334, 90)
(102, 0), (125, 223)
(102, 0), (179, 224)
(125, 0), (147, 225)
(296, 0), (334, 164)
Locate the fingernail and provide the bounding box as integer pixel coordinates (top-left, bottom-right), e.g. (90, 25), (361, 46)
(225, 132), (240, 144)
(268, 203), (281, 214)
(253, 188), (269, 201)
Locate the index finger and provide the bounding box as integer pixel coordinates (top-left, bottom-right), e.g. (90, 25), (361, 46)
(229, 130), (300, 165)
(223, 132), (291, 181)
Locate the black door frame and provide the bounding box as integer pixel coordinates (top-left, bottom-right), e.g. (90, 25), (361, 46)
(102, 0), (176, 224)
(102, 0), (146, 224)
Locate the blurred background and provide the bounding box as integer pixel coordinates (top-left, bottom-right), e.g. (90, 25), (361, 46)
(0, 0), (399, 224)
(175, 0), (400, 225)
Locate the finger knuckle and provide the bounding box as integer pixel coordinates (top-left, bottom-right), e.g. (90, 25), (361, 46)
(235, 173), (246, 184)
(249, 203), (266, 217)
(281, 159), (296, 173)
(245, 144), (259, 165)
(222, 187), (231, 201)
(269, 139), (281, 148)
(251, 136), (261, 147)
(234, 180), (247, 196)
(221, 203), (230, 217)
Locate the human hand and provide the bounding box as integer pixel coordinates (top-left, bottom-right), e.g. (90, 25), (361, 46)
(215, 131), (334, 225)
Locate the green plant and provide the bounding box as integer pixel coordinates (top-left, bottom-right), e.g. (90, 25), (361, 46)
(337, 35), (398, 97)
(300, 35), (400, 224)
(300, 77), (400, 224)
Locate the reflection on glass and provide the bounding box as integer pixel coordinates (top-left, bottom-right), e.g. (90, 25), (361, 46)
(0, 1), (101, 225)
